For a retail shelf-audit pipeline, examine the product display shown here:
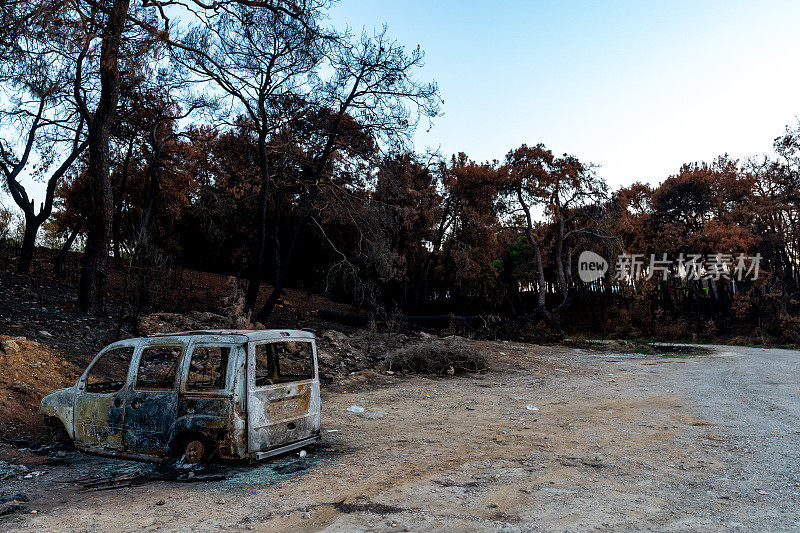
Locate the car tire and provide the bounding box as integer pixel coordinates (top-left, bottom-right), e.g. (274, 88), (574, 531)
(182, 439), (207, 464)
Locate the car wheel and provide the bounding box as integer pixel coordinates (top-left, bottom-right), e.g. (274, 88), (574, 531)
(182, 439), (207, 464)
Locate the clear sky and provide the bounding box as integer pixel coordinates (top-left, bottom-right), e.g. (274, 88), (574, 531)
(331, 0), (800, 188)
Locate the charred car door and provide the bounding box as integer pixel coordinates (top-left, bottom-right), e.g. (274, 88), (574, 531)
(123, 342), (185, 456)
(176, 339), (247, 459)
(73, 343), (136, 450)
(247, 339), (320, 454)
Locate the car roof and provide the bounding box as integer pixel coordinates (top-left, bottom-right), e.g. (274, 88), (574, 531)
(145, 329), (315, 341)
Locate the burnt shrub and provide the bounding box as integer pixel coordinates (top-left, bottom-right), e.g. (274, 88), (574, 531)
(384, 337), (488, 376)
(779, 311), (800, 345)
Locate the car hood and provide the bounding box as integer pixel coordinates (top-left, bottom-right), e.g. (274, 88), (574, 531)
(40, 387), (74, 412)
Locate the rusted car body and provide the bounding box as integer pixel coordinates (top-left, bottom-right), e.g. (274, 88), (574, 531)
(39, 330), (321, 462)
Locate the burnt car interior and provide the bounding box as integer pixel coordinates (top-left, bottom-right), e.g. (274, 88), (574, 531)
(135, 345), (184, 389)
(255, 341), (314, 386)
(186, 346), (230, 391)
(85, 346), (134, 394)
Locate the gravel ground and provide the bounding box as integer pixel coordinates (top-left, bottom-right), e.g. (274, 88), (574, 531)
(1, 342), (798, 532)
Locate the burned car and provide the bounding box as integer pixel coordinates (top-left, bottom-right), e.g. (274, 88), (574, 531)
(39, 330), (321, 463)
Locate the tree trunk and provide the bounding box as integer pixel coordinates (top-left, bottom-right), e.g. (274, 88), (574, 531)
(135, 247), (153, 308)
(16, 214), (39, 274)
(529, 236), (547, 311)
(138, 144), (162, 236)
(252, 97), (351, 322)
(244, 131), (270, 311)
(112, 138), (134, 265)
(553, 215), (571, 312)
(273, 201), (282, 284)
(77, 0), (130, 314)
(254, 192), (311, 323)
(524, 223), (562, 331)
(134, 129), (167, 308)
(413, 254), (434, 313)
(78, 191), (113, 314)
(54, 213), (87, 274)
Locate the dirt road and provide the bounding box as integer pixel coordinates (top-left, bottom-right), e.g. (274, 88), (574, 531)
(2, 342), (798, 532)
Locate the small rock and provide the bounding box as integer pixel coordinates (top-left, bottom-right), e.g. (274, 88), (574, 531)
(525, 404), (539, 411)
(302, 512), (311, 519)
(299, 450), (307, 458)
(155, 499), (166, 506)
(346, 405), (365, 413)
(1, 339), (20, 354)
(39, 331), (52, 337)
(217, 499), (226, 505)
(10, 381), (33, 394)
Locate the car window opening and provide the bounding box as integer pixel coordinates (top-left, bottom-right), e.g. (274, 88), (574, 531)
(255, 341), (313, 386)
(187, 346), (231, 391)
(136, 345), (183, 389)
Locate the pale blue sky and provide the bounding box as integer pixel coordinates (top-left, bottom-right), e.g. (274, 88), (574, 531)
(331, 0), (800, 187)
